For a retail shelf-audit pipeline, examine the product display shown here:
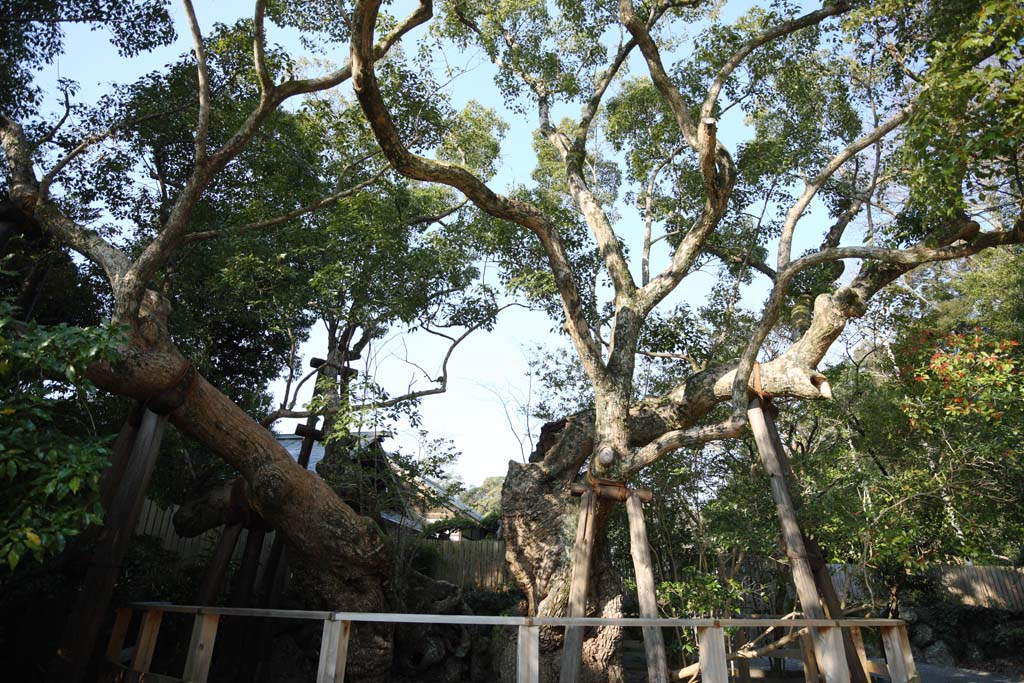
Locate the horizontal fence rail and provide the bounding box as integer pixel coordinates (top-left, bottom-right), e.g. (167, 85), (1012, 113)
(107, 602), (918, 683)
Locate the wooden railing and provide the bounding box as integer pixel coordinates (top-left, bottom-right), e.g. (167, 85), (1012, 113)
(106, 603), (918, 683)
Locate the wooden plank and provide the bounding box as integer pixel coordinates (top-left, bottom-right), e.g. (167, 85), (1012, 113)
(100, 404), (144, 511)
(123, 603), (911, 629)
(106, 608), (134, 664)
(1010, 568), (1024, 611)
(518, 624), (540, 683)
(848, 626), (871, 680)
(181, 614), (220, 683)
(880, 625), (920, 683)
(52, 410), (168, 683)
(131, 609), (164, 673)
(316, 619), (350, 683)
(697, 627), (728, 683)
(559, 488), (597, 683)
(625, 492), (669, 683)
(106, 662), (183, 683)
(748, 400), (850, 683)
(799, 632), (821, 683)
(896, 624), (919, 682)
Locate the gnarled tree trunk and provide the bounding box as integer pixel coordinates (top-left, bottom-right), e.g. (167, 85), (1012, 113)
(500, 415), (626, 683)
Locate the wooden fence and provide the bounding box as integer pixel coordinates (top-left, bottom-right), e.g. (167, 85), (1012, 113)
(134, 500), (511, 591)
(135, 501), (1023, 609)
(111, 603), (918, 683)
(939, 564), (1024, 611)
(420, 538), (513, 591)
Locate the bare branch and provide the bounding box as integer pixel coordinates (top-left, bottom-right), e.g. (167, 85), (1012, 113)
(30, 90), (71, 153)
(704, 245), (778, 280)
(401, 199), (468, 228)
(182, 0), (211, 164)
(38, 107), (180, 200)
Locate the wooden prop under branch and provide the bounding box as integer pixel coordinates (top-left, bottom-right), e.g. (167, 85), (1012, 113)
(569, 482), (652, 503)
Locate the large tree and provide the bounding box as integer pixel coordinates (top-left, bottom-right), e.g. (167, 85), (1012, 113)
(1, 0), (1022, 681)
(349, 0), (1023, 678)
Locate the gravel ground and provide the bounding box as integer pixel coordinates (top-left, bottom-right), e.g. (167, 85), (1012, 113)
(916, 663), (1024, 683)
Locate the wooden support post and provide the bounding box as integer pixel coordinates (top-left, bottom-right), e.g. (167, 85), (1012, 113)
(105, 608), (133, 665)
(849, 627), (871, 678)
(748, 399), (849, 683)
(99, 403), (145, 511)
(518, 624), (540, 683)
(762, 408), (869, 683)
(625, 492), (670, 683)
(230, 527), (266, 608)
(737, 656), (752, 683)
(559, 489), (597, 683)
(50, 410), (168, 683)
(130, 609), (164, 673)
(316, 619), (351, 683)
(697, 627), (728, 683)
(195, 523), (243, 605)
(182, 614), (220, 683)
(881, 625), (919, 683)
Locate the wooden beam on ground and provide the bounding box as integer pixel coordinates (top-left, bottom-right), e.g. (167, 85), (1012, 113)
(747, 399), (849, 683)
(182, 613), (220, 683)
(316, 619), (351, 683)
(697, 627), (729, 683)
(518, 624), (540, 683)
(50, 410), (168, 683)
(559, 488), (597, 683)
(625, 492), (669, 683)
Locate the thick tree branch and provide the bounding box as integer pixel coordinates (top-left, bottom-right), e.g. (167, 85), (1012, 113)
(1, 114), (130, 283)
(619, 0), (698, 149)
(629, 417), (746, 471)
(116, 0), (433, 318)
(252, 0), (272, 94)
(350, 0), (605, 380)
